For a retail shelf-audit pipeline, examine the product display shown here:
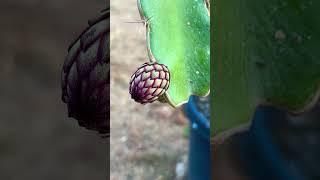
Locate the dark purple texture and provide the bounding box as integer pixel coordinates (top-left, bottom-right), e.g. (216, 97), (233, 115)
(129, 62), (170, 104)
(61, 9), (109, 135)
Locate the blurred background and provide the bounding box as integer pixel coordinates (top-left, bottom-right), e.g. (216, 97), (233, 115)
(110, 0), (189, 179)
(0, 0), (107, 179)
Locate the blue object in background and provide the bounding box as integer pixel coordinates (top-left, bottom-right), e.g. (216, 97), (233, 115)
(240, 106), (305, 180)
(184, 96), (210, 180)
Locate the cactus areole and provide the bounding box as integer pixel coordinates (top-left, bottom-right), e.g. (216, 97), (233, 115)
(136, 0), (210, 107)
(61, 9), (110, 136)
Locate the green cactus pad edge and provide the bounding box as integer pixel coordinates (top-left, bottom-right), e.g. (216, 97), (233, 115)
(212, 0), (320, 135)
(138, 0), (210, 107)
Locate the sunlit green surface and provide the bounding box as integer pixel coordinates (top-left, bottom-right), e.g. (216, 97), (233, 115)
(139, 0), (210, 107)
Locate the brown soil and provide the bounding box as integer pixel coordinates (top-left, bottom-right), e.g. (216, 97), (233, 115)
(110, 0), (189, 179)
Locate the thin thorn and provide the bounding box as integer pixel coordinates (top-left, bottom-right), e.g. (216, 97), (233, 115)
(146, 16), (153, 23)
(124, 20), (146, 24)
(124, 16), (153, 25)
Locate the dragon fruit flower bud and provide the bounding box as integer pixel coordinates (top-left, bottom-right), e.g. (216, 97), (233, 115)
(129, 62), (170, 104)
(61, 9), (109, 136)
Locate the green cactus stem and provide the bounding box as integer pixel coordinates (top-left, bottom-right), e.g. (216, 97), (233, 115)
(138, 0), (210, 107)
(212, 0), (320, 135)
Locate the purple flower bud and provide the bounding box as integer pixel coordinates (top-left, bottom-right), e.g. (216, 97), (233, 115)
(129, 62), (170, 104)
(61, 9), (109, 136)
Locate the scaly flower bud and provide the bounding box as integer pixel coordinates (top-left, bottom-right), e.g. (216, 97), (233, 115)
(61, 9), (109, 135)
(129, 62), (170, 104)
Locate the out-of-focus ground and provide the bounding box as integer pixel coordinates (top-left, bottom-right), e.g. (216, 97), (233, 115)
(110, 0), (189, 179)
(0, 1), (107, 179)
